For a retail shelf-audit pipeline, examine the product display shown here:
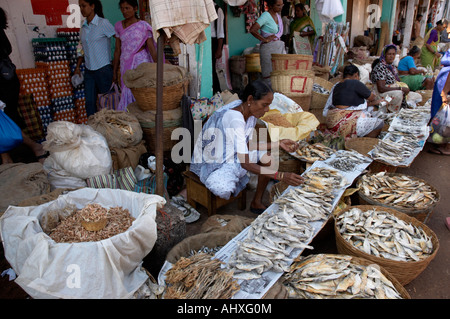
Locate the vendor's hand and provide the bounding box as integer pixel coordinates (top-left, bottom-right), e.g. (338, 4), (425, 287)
(435, 52), (442, 58)
(264, 35), (276, 43)
(279, 139), (299, 153)
(401, 87), (410, 95)
(74, 67), (81, 76)
(281, 172), (304, 186)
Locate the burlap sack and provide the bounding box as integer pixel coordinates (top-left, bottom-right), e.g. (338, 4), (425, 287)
(263, 279), (288, 299)
(0, 163), (50, 215)
(110, 140), (148, 170)
(200, 214), (254, 234)
(123, 63), (190, 89)
(165, 231), (237, 264)
(88, 109), (143, 149)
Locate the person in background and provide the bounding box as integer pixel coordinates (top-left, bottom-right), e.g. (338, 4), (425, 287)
(324, 65), (384, 139)
(429, 49), (450, 156)
(280, 3), (291, 50)
(75, 0), (115, 117)
(371, 44), (409, 113)
(420, 20), (445, 70)
(211, 2), (225, 94)
(288, 2), (316, 54)
(113, 0), (157, 111)
(0, 7), (48, 164)
(398, 45), (434, 91)
(411, 14), (422, 42)
(250, 0), (285, 86)
(190, 80), (304, 214)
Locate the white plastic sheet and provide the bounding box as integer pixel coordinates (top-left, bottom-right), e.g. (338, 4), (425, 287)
(0, 188), (166, 299)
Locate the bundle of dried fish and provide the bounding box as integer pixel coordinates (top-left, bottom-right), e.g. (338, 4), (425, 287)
(359, 172), (438, 209)
(49, 205), (135, 243)
(164, 252), (239, 299)
(326, 150), (372, 171)
(396, 107), (430, 124)
(283, 254), (403, 299)
(382, 132), (421, 150)
(133, 271), (165, 299)
(296, 141), (335, 162)
(370, 139), (412, 164)
(302, 167), (348, 190)
(336, 208), (434, 262)
(313, 83), (330, 94)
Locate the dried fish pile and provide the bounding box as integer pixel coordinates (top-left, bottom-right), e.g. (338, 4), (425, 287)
(313, 83), (330, 94)
(133, 272), (165, 299)
(326, 150), (372, 172)
(296, 141), (335, 162)
(359, 172), (438, 209)
(164, 252), (239, 299)
(79, 203), (107, 222)
(49, 205), (135, 243)
(396, 107), (430, 124)
(336, 208), (434, 262)
(302, 167), (348, 190)
(370, 138), (414, 164)
(283, 254), (403, 299)
(227, 170), (342, 280)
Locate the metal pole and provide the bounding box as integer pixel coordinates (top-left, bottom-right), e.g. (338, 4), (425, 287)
(156, 31), (165, 196)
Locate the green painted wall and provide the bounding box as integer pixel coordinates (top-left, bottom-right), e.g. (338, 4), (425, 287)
(227, 7), (260, 57)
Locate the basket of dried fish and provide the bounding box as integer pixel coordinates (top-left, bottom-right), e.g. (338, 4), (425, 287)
(356, 172), (440, 223)
(296, 140), (336, 163)
(283, 253), (411, 299)
(334, 205), (440, 285)
(311, 77), (333, 111)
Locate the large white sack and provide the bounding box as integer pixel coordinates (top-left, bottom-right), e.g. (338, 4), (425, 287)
(43, 121), (112, 179)
(0, 188), (165, 299)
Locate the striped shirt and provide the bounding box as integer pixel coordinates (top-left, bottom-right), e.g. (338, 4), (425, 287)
(80, 15), (116, 71)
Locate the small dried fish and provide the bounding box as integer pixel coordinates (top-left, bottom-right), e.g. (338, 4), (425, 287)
(326, 150), (372, 171)
(359, 172), (438, 209)
(296, 141), (336, 163)
(336, 208), (434, 262)
(283, 254), (403, 299)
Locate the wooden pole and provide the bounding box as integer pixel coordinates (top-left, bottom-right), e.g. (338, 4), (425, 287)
(402, 0), (417, 54)
(156, 31), (165, 196)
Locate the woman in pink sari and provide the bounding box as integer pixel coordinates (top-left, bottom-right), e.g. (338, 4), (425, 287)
(113, 0), (157, 110)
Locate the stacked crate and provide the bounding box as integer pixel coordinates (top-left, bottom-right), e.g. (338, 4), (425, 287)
(57, 28), (87, 124)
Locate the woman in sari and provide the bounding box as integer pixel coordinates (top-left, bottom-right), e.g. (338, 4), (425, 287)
(113, 0), (157, 111)
(190, 80), (304, 214)
(250, 0), (285, 85)
(324, 65), (384, 139)
(289, 3), (316, 55)
(420, 20), (445, 70)
(370, 44), (409, 112)
(398, 46), (434, 91)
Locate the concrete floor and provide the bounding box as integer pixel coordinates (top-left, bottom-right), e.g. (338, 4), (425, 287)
(0, 142), (448, 299)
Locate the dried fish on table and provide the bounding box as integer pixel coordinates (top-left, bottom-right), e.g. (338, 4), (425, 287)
(326, 150), (372, 172)
(370, 139), (413, 164)
(283, 254), (403, 299)
(336, 208), (434, 262)
(359, 172), (438, 210)
(164, 252), (240, 299)
(302, 167), (348, 190)
(296, 141), (336, 163)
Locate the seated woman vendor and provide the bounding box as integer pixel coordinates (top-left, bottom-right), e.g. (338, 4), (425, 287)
(190, 80), (304, 214)
(398, 46), (434, 91)
(324, 65), (385, 139)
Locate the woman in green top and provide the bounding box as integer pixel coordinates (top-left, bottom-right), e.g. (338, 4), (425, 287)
(289, 3), (316, 55)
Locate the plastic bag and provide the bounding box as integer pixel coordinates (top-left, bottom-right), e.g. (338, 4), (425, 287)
(428, 103), (450, 144)
(43, 121), (112, 179)
(0, 188), (165, 299)
(0, 104), (23, 153)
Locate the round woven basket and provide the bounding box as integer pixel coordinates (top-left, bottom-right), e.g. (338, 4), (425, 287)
(356, 172), (440, 223)
(131, 79), (189, 112)
(271, 54), (313, 72)
(142, 126), (180, 153)
(286, 93), (312, 111)
(271, 70), (315, 96)
(245, 53), (261, 73)
(311, 77), (334, 111)
(334, 205), (440, 286)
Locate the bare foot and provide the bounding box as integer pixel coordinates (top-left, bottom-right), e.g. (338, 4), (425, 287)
(1, 153), (14, 164)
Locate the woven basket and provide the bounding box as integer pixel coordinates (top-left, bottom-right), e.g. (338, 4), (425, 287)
(245, 53), (261, 73)
(345, 137), (397, 173)
(142, 126), (180, 153)
(334, 205), (440, 286)
(230, 55), (246, 75)
(311, 77), (333, 111)
(417, 90), (433, 105)
(271, 70), (315, 96)
(278, 149), (304, 174)
(131, 79), (188, 112)
(271, 54), (313, 72)
(356, 173), (440, 223)
(286, 93), (312, 111)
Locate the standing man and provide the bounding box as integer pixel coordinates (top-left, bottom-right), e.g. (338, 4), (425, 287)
(411, 14), (422, 42)
(211, 2), (225, 94)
